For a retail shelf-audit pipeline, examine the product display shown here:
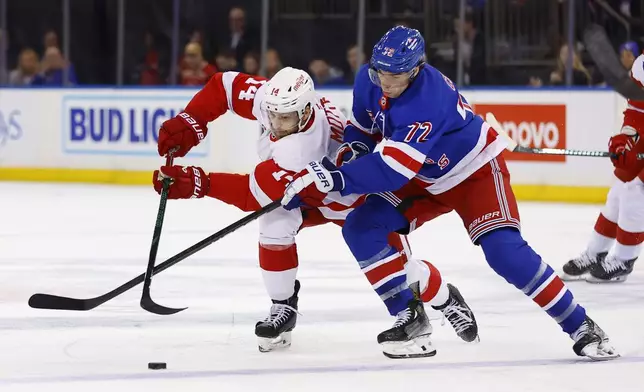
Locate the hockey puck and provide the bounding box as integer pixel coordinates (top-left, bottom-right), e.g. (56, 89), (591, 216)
(148, 362), (167, 370)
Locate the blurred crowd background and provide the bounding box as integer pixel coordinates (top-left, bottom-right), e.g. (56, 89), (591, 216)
(0, 0), (642, 88)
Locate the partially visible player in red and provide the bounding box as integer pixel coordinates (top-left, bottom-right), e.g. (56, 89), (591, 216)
(562, 52), (644, 283)
(152, 67), (479, 353)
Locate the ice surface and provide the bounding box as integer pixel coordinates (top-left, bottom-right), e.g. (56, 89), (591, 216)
(1, 182), (642, 392)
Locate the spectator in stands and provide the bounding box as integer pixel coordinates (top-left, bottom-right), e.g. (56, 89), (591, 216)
(309, 59), (345, 86)
(346, 45), (366, 84)
(619, 40), (639, 69)
(0, 29), (8, 84)
(265, 48), (283, 78)
(9, 48), (39, 86)
(215, 50), (238, 72)
(453, 13), (486, 85)
(134, 31), (163, 85)
(31, 47), (77, 86)
(189, 29), (215, 62)
(243, 51), (260, 75)
(549, 44), (592, 86)
(190, 29), (204, 45)
(219, 6), (258, 66)
(179, 42), (216, 86)
(43, 30), (59, 51)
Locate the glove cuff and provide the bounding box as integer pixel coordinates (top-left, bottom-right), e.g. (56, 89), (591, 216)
(177, 112), (207, 143)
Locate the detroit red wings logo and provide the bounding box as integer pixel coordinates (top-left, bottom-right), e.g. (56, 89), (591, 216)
(293, 75), (306, 90)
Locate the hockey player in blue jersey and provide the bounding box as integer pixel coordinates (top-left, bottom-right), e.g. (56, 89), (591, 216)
(280, 26), (619, 361)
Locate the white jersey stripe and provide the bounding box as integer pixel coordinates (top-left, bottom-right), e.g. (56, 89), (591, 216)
(222, 71), (240, 113)
(249, 168), (273, 207)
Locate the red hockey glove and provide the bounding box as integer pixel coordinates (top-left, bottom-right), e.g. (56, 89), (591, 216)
(152, 165), (209, 199)
(157, 112), (208, 157)
(334, 141), (371, 166)
(608, 132), (640, 171)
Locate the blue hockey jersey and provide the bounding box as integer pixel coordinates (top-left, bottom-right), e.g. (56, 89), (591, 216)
(339, 64), (508, 196)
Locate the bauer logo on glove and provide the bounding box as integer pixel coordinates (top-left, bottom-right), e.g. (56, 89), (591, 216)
(281, 157), (345, 210)
(308, 161), (333, 191)
(178, 112), (206, 142)
(152, 165), (209, 199)
(157, 112), (209, 158)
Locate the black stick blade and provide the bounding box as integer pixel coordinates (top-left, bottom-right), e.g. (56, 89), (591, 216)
(28, 293), (96, 311)
(140, 297), (187, 315)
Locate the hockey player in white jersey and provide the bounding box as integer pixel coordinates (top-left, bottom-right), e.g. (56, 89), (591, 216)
(152, 67), (479, 354)
(562, 52), (644, 283)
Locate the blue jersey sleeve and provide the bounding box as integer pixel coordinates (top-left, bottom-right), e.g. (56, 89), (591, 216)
(338, 133), (431, 195)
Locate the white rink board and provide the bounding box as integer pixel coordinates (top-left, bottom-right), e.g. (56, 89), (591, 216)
(0, 87), (627, 187)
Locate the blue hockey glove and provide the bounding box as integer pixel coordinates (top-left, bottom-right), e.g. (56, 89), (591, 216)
(282, 157), (345, 210)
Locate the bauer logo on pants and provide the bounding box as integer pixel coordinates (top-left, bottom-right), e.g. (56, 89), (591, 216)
(474, 104), (567, 162)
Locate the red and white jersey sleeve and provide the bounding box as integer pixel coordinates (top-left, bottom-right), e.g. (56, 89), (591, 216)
(207, 156), (363, 220)
(207, 159), (293, 212)
(185, 71), (268, 124)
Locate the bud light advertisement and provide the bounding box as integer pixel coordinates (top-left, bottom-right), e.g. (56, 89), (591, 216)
(61, 93), (209, 157)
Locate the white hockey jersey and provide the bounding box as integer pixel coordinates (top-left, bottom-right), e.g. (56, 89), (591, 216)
(186, 71), (362, 224)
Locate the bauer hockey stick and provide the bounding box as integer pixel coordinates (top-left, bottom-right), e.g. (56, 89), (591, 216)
(27, 200), (282, 312)
(485, 113), (644, 160)
(139, 148), (187, 315)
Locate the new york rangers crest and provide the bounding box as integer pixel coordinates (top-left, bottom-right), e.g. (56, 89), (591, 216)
(406, 37), (419, 50)
(383, 47), (395, 57)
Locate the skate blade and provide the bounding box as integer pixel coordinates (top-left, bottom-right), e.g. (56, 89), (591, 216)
(585, 275), (628, 284)
(258, 331), (292, 353)
(581, 342), (620, 361)
(559, 272), (588, 281)
(381, 333), (436, 359)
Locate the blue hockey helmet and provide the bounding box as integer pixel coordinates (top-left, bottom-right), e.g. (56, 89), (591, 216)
(369, 26), (425, 86)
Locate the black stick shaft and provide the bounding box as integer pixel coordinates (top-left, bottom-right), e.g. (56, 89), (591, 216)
(28, 200), (282, 311)
(514, 146), (644, 159)
(142, 154), (174, 296)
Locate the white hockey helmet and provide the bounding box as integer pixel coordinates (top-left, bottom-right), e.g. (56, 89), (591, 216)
(261, 67), (317, 137)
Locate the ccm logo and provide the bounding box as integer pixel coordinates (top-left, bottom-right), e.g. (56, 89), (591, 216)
(179, 112), (205, 141)
(468, 211), (501, 232)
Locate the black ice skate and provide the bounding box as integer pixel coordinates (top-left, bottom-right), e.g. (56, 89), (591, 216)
(560, 251), (606, 281)
(571, 316), (619, 360)
(586, 256), (637, 283)
(255, 280), (300, 352)
(377, 298), (436, 359)
(432, 283), (479, 343)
